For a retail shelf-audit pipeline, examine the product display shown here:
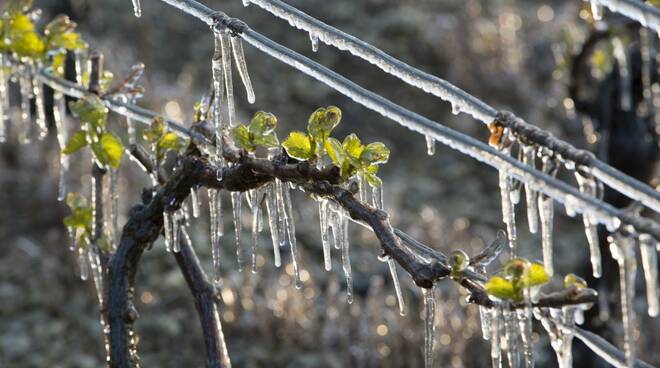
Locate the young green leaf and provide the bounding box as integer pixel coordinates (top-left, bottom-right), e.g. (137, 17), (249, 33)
(62, 130), (88, 154)
(91, 132), (123, 168)
(342, 133), (364, 161)
(307, 106), (341, 141)
(158, 132), (183, 153)
(521, 262), (550, 288)
(252, 131), (279, 148)
(360, 142), (390, 165)
(142, 116), (165, 143)
(282, 131), (314, 161)
(364, 170), (382, 188)
(231, 124), (255, 152)
(63, 192), (92, 230)
(484, 276), (517, 301)
(248, 111), (277, 136)
(324, 137), (344, 166)
(69, 96), (108, 130)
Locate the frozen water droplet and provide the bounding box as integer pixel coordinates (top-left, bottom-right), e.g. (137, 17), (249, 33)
(131, 0), (142, 17)
(425, 135), (435, 156)
(309, 32), (319, 52)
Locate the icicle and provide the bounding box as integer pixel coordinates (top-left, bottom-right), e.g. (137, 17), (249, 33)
(503, 306), (520, 368)
(612, 38), (631, 111)
(32, 74), (47, 140)
(74, 51), (86, 86)
(163, 210), (173, 252)
(575, 170), (602, 278)
(212, 30), (226, 159)
(539, 156), (558, 276)
(480, 306), (491, 340)
(591, 1), (603, 21)
(499, 170), (517, 254)
(320, 199), (332, 271)
(517, 288), (534, 367)
(242, 0), (250, 6)
(371, 184), (384, 210)
(230, 37), (256, 104)
(231, 191), (243, 271)
(339, 212), (352, 301)
(639, 234), (659, 317)
(357, 174), (367, 203)
(609, 233), (637, 368)
(0, 54), (8, 142)
(275, 179), (288, 248)
(220, 32), (235, 127)
(522, 145), (538, 234)
(544, 307), (575, 368)
(309, 32), (319, 52)
(422, 286), (436, 368)
(190, 186), (200, 218)
(281, 181), (302, 288)
(88, 247), (104, 305)
(425, 135), (435, 155)
(53, 92), (69, 202)
(172, 211), (181, 253)
(451, 103), (461, 115)
(266, 183), (281, 267)
(131, 0), (142, 17)
(78, 245), (89, 280)
(387, 259), (406, 315)
(491, 306), (503, 368)
(18, 70), (32, 144)
(110, 168), (119, 245)
(209, 189), (222, 283)
(250, 189), (263, 273)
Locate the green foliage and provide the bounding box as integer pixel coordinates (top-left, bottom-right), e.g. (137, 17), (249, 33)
(231, 111), (279, 152)
(0, 1), (86, 65)
(142, 116), (185, 163)
(448, 250), (469, 278)
(484, 258), (550, 302)
(563, 273), (588, 289)
(282, 106), (389, 188)
(64, 96), (124, 168)
(63, 192), (92, 231)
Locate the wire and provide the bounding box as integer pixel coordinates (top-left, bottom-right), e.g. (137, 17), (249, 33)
(243, 0), (660, 213)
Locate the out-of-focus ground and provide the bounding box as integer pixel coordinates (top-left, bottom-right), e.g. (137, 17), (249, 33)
(0, 0), (658, 367)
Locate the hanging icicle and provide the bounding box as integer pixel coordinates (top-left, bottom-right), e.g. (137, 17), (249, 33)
(339, 210), (352, 301)
(230, 37), (256, 104)
(209, 189), (222, 283)
(0, 54), (8, 142)
(265, 183), (282, 267)
(32, 73), (47, 140)
(190, 186), (200, 218)
(220, 32), (235, 127)
(163, 210), (173, 252)
(109, 168), (119, 246)
(539, 155), (559, 276)
(88, 246), (104, 305)
(309, 32), (319, 52)
(590, 1), (603, 21)
(575, 169), (602, 278)
(131, 0), (142, 17)
(53, 91), (69, 202)
(612, 37), (632, 111)
(319, 199), (332, 271)
(281, 181), (302, 288)
(639, 234), (659, 317)
(499, 169), (517, 254)
(609, 232), (637, 368)
(78, 243), (90, 281)
(230, 191), (243, 271)
(387, 258), (406, 316)
(18, 68), (33, 144)
(521, 144), (538, 234)
(425, 135), (435, 156)
(422, 286), (436, 368)
(250, 188), (264, 273)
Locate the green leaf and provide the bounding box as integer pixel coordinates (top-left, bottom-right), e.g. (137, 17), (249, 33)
(484, 276), (517, 300)
(142, 116), (164, 143)
(360, 142), (390, 165)
(564, 273), (588, 289)
(252, 131), (279, 148)
(307, 106), (341, 141)
(4, 13), (45, 58)
(324, 137), (344, 166)
(521, 263), (550, 288)
(231, 124), (255, 152)
(69, 96), (107, 130)
(342, 134), (364, 159)
(248, 111), (277, 136)
(158, 132), (183, 152)
(44, 15), (87, 52)
(282, 131), (313, 161)
(65, 192), (88, 210)
(364, 171), (382, 188)
(62, 130), (88, 154)
(91, 132), (123, 168)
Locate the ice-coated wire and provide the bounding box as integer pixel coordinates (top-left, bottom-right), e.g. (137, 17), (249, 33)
(244, 0), (660, 212)
(9, 0), (659, 240)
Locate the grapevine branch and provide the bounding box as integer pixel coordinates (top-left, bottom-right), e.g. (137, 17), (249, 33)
(108, 136), (600, 367)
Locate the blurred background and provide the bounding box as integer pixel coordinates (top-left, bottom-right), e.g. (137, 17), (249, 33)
(0, 0), (658, 367)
